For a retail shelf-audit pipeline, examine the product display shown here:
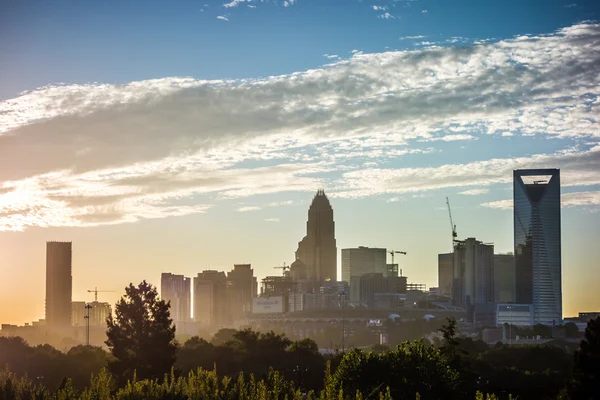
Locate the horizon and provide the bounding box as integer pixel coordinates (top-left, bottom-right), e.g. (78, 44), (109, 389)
(1, 0), (600, 325)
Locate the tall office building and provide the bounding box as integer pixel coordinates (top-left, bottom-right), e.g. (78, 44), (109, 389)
(438, 253), (453, 297)
(161, 273), (191, 324)
(349, 273), (407, 307)
(46, 241), (72, 327)
(494, 253), (516, 303)
(294, 189), (337, 291)
(514, 169), (562, 325)
(72, 301), (112, 327)
(226, 264), (258, 325)
(341, 247), (390, 282)
(453, 238), (494, 308)
(193, 270), (227, 327)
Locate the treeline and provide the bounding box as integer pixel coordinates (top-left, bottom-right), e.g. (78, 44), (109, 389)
(1, 281), (597, 399)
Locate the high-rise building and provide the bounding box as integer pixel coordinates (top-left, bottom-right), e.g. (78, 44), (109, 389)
(226, 264), (258, 325)
(341, 247), (390, 282)
(349, 273), (407, 307)
(46, 241), (72, 327)
(294, 190), (337, 291)
(514, 169), (562, 325)
(438, 253), (453, 297)
(72, 301), (87, 327)
(452, 238), (494, 309)
(161, 273), (191, 324)
(193, 270), (227, 327)
(494, 253), (516, 303)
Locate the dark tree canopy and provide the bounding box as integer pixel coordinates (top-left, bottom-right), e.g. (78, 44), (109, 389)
(105, 281), (176, 383)
(572, 317), (600, 399)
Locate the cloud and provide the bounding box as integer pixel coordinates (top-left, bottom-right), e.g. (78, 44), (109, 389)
(378, 12), (396, 19)
(1, 23), (599, 230)
(399, 35), (426, 40)
(481, 191), (600, 210)
(283, 0), (296, 7)
(268, 200), (294, 207)
(422, 10), (428, 13)
(323, 54), (340, 59)
(248, 4), (256, 8)
(237, 206), (261, 212)
(224, 0), (251, 7)
(459, 188), (490, 196)
(216, 15), (229, 21)
(373, 5), (388, 11)
(564, 3), (577, 7)
(264, 218), (281, 222)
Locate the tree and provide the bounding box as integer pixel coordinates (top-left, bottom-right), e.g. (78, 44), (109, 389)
(564, 322), (579, 339)
(105, 281), (176, 383)
(571, 317), (600, 399)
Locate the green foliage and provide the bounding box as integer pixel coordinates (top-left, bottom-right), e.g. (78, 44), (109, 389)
(571, 317), (600, 399)
(105, 281), (176, 384)
(563, 322), (579, 339)
(333, 340), (460, 399)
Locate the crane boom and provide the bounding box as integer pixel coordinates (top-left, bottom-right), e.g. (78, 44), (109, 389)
(446, 197), (457, 250)
(273, 263), (289, 277)
(87, 287), (115, 302)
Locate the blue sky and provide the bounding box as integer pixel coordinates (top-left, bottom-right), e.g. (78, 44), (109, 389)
(0, 0), (599, 324)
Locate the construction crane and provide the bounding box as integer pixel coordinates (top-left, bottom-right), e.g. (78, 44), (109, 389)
(446, 197), (458, 250)
(273, 263), (289, 277)
(388, 250), (407, 267)
(87, 287), (115, 302)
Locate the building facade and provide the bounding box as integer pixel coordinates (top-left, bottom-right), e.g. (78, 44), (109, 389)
(294, 189), (337, 291)
(514, 169), (562, 324)
(161, 273), (191, 324)
(438, 253), (453, 297)
(494, 253), (516, 303)
(46, 241), (73, 327)
(226, 264), (258, 325)
(193, 270), (227, 327)
(350, 273), (407, 308)
(453, 238), (494, 309)
(341, 247), (388, 283)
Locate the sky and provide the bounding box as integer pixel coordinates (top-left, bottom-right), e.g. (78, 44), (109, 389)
(1, 0), (599, 325)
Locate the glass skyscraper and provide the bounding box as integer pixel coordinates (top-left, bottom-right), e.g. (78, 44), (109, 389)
(513, 169), (562, 325)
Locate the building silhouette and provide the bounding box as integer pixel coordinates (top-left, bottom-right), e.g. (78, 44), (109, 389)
(514, 169), (562, 325)
(45, 241), (72, 327)
(161, 273), (191, 324)
(72, 301), (111, 327)
(437, 253), (454, 297)
(226, 264), (258, 325)
(193, 270), (227, 327)
(452, 238), (494, 309)
(494, 253), (516, 303)
(294, 189), (337, 292)
(349, 273), (407, 307)
(341, 247), (392, 282)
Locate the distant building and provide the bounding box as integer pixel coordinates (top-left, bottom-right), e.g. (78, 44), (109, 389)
(438, 253), (453, 297)
(72, 301), (112, 327)
(496, 303), (534, 327)
(46, 242), (72, 327)
(193, 270), (227, 327)
(226, 264), (258, 325)
(453, 238), (494, 310)
(494, 253), (516, 303)
(514, 169), (562, 325)
(294, 190), (337, 291)
(578, 312), (600, 322)
(161, 273), (192, 324)
(342, 247), (393, 282)
(350, 273), (407, 307)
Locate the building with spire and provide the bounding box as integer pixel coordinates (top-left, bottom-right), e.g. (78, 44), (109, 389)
(292, 189), (337, 292)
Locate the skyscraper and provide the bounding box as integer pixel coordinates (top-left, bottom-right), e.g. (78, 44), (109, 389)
(193, 270), (227, 327)
(45, 241), (72, 327)
(438, 253), (454, 297)
(494, 253), (516, 303)
(226, 264), (258, 325)
(294, 189), (337, 291)
(514, 169), (562, 325)
(161, 273), (191, 324)
(341, 247), (388, 282)
(452, 238), (494, 308)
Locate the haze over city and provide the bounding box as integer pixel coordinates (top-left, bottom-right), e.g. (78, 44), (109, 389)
(1, 0), (600, 327)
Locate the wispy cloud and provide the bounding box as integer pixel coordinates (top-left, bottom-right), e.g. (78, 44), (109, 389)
(459, 188), (490, 196)
(481, 191), (600, 210)
(264, 218), (281, 222)
(216, 15), (229, 21)
(564, 3), (577, 8)
(422, 9), (428, 13)
(399, 35), (426, 40)
(268, 200), (294, 207)
(237, 206), (261, 212)
(1, 23), (599, 230)
(378, 12), (396, 20)
(323, 54), (339, 59)
(373, 5), (388, 11)
(283, 0), (296, 7)
(224, 0), (250, 7)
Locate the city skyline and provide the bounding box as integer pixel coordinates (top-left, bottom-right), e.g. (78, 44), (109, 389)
(1, 1), (600, 325)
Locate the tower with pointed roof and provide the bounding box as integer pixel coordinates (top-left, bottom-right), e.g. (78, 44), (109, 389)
(294, 189), (337, 292)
